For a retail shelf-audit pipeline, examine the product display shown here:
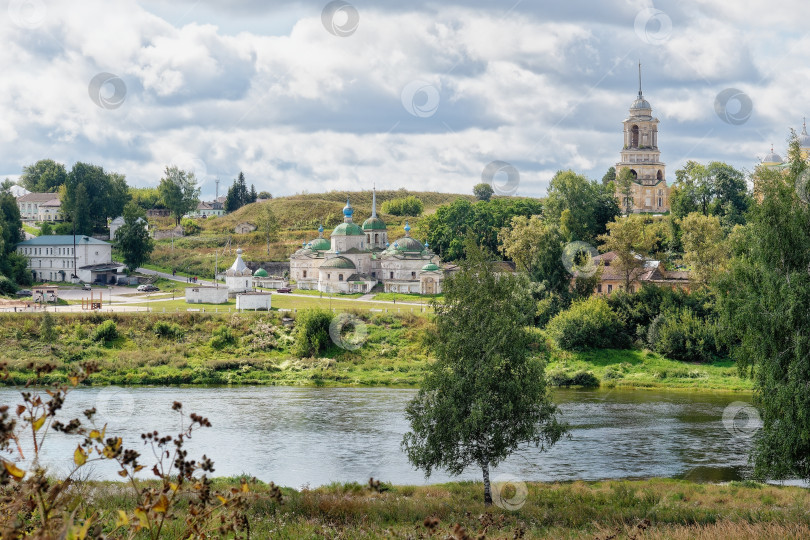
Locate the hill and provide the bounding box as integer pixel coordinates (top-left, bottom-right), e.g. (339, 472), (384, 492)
(145, 190), (478, 275)
(200, 189), (476, 233)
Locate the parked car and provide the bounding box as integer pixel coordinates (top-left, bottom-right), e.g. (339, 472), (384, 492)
(137, 284), (160, 292)
(276, 287), (292, 293)
(82, 283), (92, 290)
(15, 289), (32, 297)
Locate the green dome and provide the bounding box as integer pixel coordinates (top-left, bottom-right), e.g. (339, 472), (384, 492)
(320, 256), (356, 269)
(253, 268), (269, 277)
(309, 238), (331, 251)
(362, 216), (387, 230)
(421, 262), (440, 271)
(392, 236), (425, 253)
(331, 223), (365, 236)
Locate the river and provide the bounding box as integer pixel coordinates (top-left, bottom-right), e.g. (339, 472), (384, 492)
(0, 386), (760, 488)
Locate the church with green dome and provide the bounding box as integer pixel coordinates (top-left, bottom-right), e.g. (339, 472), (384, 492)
(290, 188), (444, 294)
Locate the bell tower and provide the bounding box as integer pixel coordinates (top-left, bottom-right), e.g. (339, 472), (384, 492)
(615, 62), (670, 212)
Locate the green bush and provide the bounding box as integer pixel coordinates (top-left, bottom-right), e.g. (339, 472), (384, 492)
(547, 369), (600, 388)
(40, 311), (56, 342)
(209, 325), (236, 349)
(535, 293), (565, 328)
(292, 308), (333, 357)
(153, 320), (184, 339)
(181, 217), (201, 236)
(0, 275), (17, 296)
(546, 297), (627, 350)
(646, 308), (719, 363)
(381, 196), (424, 216)
(91, 320), (118, 343)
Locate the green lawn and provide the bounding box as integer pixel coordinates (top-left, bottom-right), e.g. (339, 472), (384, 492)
(293, 288), (364, 299)
(373, 292), (443, 303)
(547, 347), (752, 392)
(124, 294), (433, 315)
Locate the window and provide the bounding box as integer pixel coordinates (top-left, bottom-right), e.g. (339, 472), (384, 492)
(302, 270), (307, 278)
(374, 234), (378, 243)
(390, 272), (394, 279)
(327, 273), (330, 279)
(630, 125), (639, 147)
(371, 272), (376, 278)
(658, 197), (662, 207)
(339, 274), (343, 281)
(597, 284), (602, 293)
(607, 284), (613, 293)
(411, 271), (416, 279)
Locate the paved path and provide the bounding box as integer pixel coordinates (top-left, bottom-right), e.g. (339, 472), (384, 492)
(136, 267), (216, 287)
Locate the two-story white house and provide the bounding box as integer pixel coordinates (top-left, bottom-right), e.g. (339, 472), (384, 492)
(193, 200), (225, 217)
(16, 235), (124, 284)
(16, 192), (63, 222)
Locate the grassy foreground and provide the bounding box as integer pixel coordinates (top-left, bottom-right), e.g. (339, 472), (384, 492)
(44, 478), (810, 539)
(0, 311), (753, 391)
(547, 348), (753, 392)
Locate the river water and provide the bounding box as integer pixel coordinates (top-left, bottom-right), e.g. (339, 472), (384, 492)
(0, 386), (759, 488)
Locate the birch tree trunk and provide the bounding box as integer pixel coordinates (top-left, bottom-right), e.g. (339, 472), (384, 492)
(481, 459), (493, 506)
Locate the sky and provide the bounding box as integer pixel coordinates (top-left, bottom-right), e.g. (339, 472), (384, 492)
(2, 0), (809, 200)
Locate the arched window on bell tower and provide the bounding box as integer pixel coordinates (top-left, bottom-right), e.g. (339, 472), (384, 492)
(630, 125), (639, 148)
(629, 169), (638, 179)
(656, 170), (663, 181)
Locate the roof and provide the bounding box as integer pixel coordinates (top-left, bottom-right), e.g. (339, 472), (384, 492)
(346, 273), (375, 282)
(226, 248), (250, 275)
(320, 256), (356, 269)
(763, 151), (783, 163)
(39, 199), (61, 207)
(588, 251), (691, 283)
(308, 238), (331, 251)
(421, 262), (440, 271)
(630, 96), (651, 110)
(390, 236), (425, 253)
(17, 192), (59, 203)
(253, 268), (268, 277)
(78, 262), (125, 271)
(362, 216), (387, 230)
(17, 235), (110, 247)
(331, 222), (365, 236)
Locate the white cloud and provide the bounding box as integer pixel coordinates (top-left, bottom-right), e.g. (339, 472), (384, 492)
(1, 0), (809, 196)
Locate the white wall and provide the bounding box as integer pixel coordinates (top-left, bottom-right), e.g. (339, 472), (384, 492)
(236, 293), (272, 310)
(185, 287), (229, 304)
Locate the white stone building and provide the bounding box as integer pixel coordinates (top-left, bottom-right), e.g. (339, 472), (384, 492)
(15, 235), (123, 283)
(290, 189), (444, 294)
(236, 292), (272, 310)
(109, 216), (148, 240)
(17, 192), (63, 222)
(224, 248), (254, 295)
(193, 200), (225, 217)
(186, 286), (229, 304)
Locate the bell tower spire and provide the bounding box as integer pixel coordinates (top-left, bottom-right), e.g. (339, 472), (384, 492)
(614, 63), (670, 213)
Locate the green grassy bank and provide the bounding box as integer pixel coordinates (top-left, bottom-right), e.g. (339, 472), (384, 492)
(11, 478), (809, 539)
(0, 312), (751, 391)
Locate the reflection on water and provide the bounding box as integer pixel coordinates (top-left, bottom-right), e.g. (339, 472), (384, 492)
(0, 386), (756, 488)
